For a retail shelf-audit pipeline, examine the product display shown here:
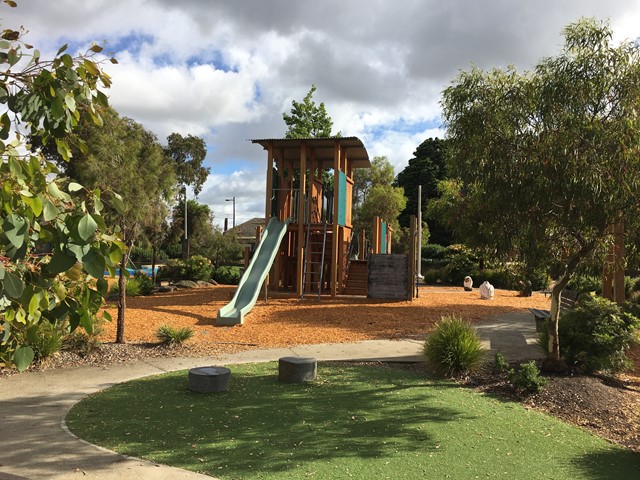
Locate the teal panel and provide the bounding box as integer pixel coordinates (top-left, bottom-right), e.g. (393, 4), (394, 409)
(337, 171), (347, 226)
(381, 222), (387, 253)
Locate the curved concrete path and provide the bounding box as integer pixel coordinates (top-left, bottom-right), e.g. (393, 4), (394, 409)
(0, 312), (542, 480)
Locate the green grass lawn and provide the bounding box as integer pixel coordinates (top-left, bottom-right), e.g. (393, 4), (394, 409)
(66, 363), (640, 479)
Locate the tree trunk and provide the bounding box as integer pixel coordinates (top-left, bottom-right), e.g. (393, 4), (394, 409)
(151, 244), (157, 286)
(116, 251), (127, 344)
(546, 279), (568, 363)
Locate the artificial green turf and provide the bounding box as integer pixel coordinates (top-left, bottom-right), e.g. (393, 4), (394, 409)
(66, 363), (640, 479)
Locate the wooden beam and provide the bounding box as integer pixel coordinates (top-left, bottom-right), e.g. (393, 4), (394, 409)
(265, 143), (274, 222)
(331, 140), (341, 297)
(296, 141), (307, 296)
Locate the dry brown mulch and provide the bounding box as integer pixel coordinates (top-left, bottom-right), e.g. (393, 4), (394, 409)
(99, 285), (551, 354)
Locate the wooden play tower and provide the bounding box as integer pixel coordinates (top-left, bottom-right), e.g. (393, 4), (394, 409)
(251, 137), (371, 298)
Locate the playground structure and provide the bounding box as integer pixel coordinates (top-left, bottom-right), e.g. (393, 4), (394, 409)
(216, 136), (418, 325)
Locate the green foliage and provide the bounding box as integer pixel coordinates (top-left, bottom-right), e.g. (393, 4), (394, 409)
(444, 254), (478, 285)
(494, 351), (510, 373)
(566, 274), (601, 295)
(133, 270), (154, 295)
(164, 132), (209, 196)
(157, 260), (185, 283)
(212, 265), (242, 285)
(282, 84), (339, 139)
(423, 315), (486, 377)
(395, 138), (453, 245)
(109, 277), (142, 297)
(508, 361), (547, 394)
(157, 256), (213, 282)
(156, 324), (194, 346)
(184, 255), (212, 282)
(0, 7), (123, 370)
(28, 321), (65, 362)
(441, 18), (640, 361)
(559, 296), (639, 372)
(62, 329), (101, 357)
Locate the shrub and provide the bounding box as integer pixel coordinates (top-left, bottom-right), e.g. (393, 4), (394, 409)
(508, 361), (547, 394)
(184, 255), (213, 282)
(421, 268), (444, 285)
(444, 254), (478, 285)
(566, 274), (601, 295)
(480, 268), (517, 290)
(540, 296), (640, 372)
(423, 315), (486, 377)
(62, 330), (101, 357)
(157, 259), (186, 282)
(494, 351), (510, 373)
(212, 265), (242, 285)
(423, 244), (447, 261)
(109, 277), (142, 297)
(156, 325), (194, 345)
(133, 270), (155, 295)
(28, 321), (65, 362)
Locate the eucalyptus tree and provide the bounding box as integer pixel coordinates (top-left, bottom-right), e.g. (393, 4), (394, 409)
(55, 108), (175, 343)
(441, 18), (640, 366)
(0, 2), (123, 369)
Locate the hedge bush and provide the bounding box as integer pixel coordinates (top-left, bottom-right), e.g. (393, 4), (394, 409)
(540, 295), (640, 373)
(212, 266), (242, 285)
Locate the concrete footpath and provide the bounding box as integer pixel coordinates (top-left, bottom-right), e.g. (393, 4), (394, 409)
(0, 312), (542, 480)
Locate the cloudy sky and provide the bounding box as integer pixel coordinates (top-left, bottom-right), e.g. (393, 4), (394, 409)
(5, 0), (640, 227)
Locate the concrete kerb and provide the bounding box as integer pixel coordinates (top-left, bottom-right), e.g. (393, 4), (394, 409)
(0, 312), (541, 480)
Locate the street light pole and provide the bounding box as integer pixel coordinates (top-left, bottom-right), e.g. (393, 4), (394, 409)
(226, 196), (236, 228)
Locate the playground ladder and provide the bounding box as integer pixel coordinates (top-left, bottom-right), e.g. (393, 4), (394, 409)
(301, 221), (328, 302)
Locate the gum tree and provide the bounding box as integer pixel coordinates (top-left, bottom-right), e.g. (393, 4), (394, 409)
(0, 2), (123, 370)
(441, 19), (640, 367)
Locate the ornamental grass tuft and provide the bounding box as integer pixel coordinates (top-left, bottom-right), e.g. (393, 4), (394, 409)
(156, 325), (194, 346)
(423, 315), (486, 377)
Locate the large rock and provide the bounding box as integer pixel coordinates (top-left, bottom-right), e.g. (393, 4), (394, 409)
(174, 280), (199, 289)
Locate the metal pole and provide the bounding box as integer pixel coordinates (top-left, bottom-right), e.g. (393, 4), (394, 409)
(184, 187), (188, 241)
(417, 185), (422, 279)
(233, 196), (236, 228)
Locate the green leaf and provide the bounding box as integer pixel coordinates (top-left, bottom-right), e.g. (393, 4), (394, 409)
(110, 193), (126, 214)
(68, 182), (83, 192)
(89, 44), (103, 53)
(3, 214), (28, 249)
(22, 195), (43, 217)
(56, 43), (68, 56)
(102, 311), (112, 322)
(80, 311), (93, 335)
(13, 346), (34, 372)
(96, 277), (108, 296)
(82, 248), (106, 279)
(28, 293), (40, 316)
(48, 182), (71, 202)
(42, 198), (59, 221)
(78, 213), (98, 241)
(64, 94), (76, 111)
(2, 270), (24, 298)
(46, 250), (77, 275)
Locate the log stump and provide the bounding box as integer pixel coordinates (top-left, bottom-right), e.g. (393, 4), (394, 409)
(278, 357), (317, 383)
(188, 366), (231, 393)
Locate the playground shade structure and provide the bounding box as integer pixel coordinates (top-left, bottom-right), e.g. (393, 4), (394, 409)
(216, 217), (291, 325)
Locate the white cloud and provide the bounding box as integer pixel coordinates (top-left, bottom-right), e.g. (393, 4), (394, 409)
(5, 0), (640, 226)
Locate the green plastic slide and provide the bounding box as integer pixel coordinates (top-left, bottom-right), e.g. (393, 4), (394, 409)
(216, 217), (291, 325)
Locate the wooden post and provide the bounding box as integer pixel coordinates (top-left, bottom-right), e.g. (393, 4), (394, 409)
(330, 140), (341, 297)
(296, 141), (307, 296)
(265, 143), (274, 222)
(408, 216), (417, 300)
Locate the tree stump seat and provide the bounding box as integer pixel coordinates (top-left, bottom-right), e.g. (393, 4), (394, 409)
(278, 357), (317, 383)
(188, 366), (231, 393)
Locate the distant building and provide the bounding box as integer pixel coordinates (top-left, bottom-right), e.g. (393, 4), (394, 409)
(225, 217), (265, 251)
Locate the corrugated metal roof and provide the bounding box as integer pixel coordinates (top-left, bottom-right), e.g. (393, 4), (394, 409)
(250, 136), (371, 169)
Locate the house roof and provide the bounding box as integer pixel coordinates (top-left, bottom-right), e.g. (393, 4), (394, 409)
(250, 136), (371, 169)
(226, 217), (265, 240)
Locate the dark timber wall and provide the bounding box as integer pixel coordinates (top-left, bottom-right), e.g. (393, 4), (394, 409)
(368, 254), (409, 300)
